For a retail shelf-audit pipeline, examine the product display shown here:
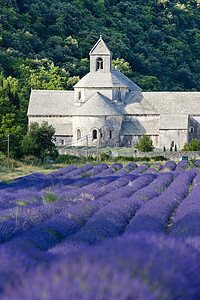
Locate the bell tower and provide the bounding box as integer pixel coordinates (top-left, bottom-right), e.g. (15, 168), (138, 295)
(89, 35), (112, 73)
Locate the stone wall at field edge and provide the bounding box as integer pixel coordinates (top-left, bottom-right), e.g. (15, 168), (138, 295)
(134, 151), (200, 160)
(59, 148), (200, 160)
(59, 148), (98, 158)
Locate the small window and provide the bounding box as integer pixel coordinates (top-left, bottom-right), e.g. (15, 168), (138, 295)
(61, 139), (64, 145)
(78, 91), (81, 100)
(96, 58), (103, 70)
(93, 129), (97, 140)
(171, 141), (174, 147)
(77, 129), (81, 140)
(117, 89), (121, 100)
(189, 126), (194, 133)
(110, 129), (113, 139)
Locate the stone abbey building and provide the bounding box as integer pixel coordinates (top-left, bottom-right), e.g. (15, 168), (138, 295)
(28, 36), (200, 150)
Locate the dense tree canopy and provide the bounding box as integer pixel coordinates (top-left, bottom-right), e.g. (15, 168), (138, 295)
(182, 138), (200, 151)
(0, 0), (200, 145)
(22, 122), (58, 163)
(135, 134), (154, 152)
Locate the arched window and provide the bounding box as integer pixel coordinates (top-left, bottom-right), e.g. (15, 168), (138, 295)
(60, 139), (64, 145)
(77, 129), (81, 140)
(189, 126), (194, 133)
(93, 129), (97, 140)
(96, 58), (103, 70)
(78, 91), (81, 100)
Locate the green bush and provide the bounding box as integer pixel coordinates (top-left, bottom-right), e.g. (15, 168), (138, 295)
(42, 191), (57, 203)
(116, 156), (150, 162)
(182, 139), (200, 151)
(135, 134), (154, 152)
(151, 156), (168, 161)
(101, 153), (110, 161)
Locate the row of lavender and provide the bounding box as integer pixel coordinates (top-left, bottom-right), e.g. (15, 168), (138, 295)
(0, 160), (200, 299)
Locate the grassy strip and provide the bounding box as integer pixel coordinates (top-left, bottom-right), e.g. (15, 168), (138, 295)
(0, 154), (168, 182)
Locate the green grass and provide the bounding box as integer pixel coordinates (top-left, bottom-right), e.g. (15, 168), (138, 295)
(0, 154), (168, 182)
(42, 190), (58, 203)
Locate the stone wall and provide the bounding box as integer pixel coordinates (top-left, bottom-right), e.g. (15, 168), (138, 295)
(134, 151), (200, 160)
(59, 148), (97, 158)
(59, 147), (200, 160)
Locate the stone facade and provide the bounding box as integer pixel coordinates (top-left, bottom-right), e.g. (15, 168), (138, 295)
(28, 36), (200, 150)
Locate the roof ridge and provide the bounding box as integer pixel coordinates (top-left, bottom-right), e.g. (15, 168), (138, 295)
(31, 89), (73, 92)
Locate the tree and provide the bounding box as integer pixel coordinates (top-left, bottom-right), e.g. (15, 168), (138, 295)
(139, 76), (162, 91)
(135, 134), (154, 152)
(112, 58), (132, 76)
(182, 143), (189, 151)
(182, 139), (200, 151)
(0, 113), (24, 158)
(22, 122), (58, 163)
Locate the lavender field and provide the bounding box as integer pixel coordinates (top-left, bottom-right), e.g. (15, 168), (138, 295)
(0, 160), (200, 299)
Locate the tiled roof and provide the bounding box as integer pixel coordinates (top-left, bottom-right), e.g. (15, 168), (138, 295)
(73, 92), (123, 116)
(74, 69), (142, 91)
(28, 90), (75, 116)
(124, 92), (200, 115)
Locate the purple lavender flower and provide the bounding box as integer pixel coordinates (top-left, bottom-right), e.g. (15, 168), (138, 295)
(1, 164), (200, 300)
(84, 176), (117, 190)
(63, 164), (94, 178)
(0, 201), (71, 243)
(110, 163), (123, 171)
(152, 163), (162, 171)
(126, 170), (196, 233)
(47, 165), (77, 178)
(83, 164), (108, 177)
(3, 232), (200, 300)
(194, 159), (200, 167)
(110, 168), (128, 176)
(177, 160), (190, 170)
(4, 256), (156, 300)
(93, 167), (115, 177)
(125, 162), (138, 169)
(128, 173), (174, 203)
(169, 172), (200, 238)
(161, 161), (177, 172)
(145, 167), (158, 173)
(130, 163), (150, 175)
(186, 236), (200, 251)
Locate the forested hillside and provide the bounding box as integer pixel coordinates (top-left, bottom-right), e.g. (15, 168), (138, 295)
(0, 0), (200, 155)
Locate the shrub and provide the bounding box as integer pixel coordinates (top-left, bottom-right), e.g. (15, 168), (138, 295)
(182, 139), (200, 151)
(101, 153), (110, 161)
(151, 156), (168, 161)
(43, 191), (57, 203)
(135, 134), (154, 152)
